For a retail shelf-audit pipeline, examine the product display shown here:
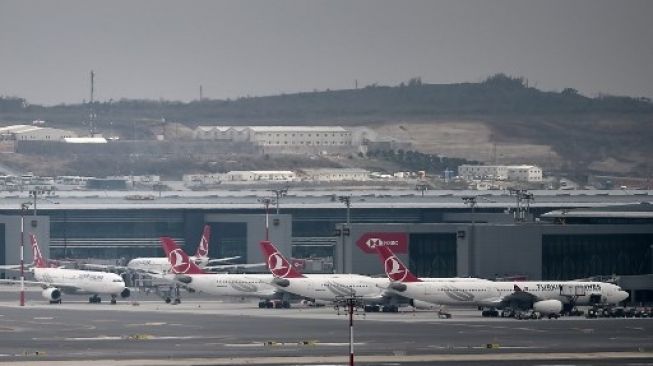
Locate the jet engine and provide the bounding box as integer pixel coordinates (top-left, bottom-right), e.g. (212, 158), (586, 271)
(409, 299), (439, 310)
(272, 278), (290, 287)
(175, 275), (193, 284)
(533, 299), (563, 315)
(42, 287), (62, 302)
(120, 288), (131, 298)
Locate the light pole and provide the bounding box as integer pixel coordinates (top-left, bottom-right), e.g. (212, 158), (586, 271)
(335, 296), (363, 366)
(416, 182), (428, 197)
(257, 197), (274, 241)
(268, 187), (288, 214)
(462, 196), (477, 277)
(338, 195), (351, 274)
(19, 203), (29, 306)
(29, 187), (48, 216)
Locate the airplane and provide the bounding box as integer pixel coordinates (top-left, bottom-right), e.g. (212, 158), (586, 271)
(259, 240), (408, 311)
(376, 245), (629, 318)
(160, 236), (290, 307)
(0, 234), (130, 304)
(84, 225), (258, 275)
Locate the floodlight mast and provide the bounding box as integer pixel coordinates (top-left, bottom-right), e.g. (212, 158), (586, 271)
(19, 203), (29, 306)
(268, 187), (288, 214)
(461, 196), (477, 277)
(257, 197), (274, 241)
(338, 195), (351, 273)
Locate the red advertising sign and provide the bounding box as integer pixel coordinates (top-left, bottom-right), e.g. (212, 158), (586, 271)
(355, 232), (408, 254)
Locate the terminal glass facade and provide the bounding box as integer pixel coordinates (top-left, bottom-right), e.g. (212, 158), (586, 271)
(0, 224), (5, 270)
(542, 234), (653, 280)
(409, 233), (457, 277)
(210, 222), (248, 263)
(49, 210), (185, 259)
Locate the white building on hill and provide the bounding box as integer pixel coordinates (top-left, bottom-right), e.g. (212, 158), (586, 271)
(192, 125), (354, 153)
(300, 168), (370, 182)
(193, 126), (250, 142)
(458, 164), (542, 182)
(0, 125), (77, 141)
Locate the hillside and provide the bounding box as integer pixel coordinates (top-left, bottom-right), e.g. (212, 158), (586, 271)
(1, 74), (652, 178)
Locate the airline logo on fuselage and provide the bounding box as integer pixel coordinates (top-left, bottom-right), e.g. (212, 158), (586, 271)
(78, 272), (105, 281)
(168, 249), (190, 274)
(534, 283), (602, 292)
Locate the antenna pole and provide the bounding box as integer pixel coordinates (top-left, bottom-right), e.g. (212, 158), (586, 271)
(89, 70), (96, 136)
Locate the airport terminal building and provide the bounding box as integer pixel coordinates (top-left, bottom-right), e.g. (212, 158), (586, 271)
(0, 189), (651, 303)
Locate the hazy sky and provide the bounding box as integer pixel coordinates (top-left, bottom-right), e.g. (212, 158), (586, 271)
(1, 0), (652, 105)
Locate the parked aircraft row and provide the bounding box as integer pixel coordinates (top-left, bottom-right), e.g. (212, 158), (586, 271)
(0, 226), (258, 304)
(0, 229), (630, 318)
(160, 236), (629, 317)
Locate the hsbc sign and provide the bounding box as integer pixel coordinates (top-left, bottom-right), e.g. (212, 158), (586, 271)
(356, 232), (408, 254)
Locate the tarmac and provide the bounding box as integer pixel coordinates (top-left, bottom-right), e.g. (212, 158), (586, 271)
(0, 287), (651, 365)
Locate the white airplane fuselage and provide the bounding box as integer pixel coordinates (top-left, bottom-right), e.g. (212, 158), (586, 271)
(33, 267), (127, 295)
(396, 280), (628, 307)
(393, 281), (501, 307)
(275, 274), (388, 302)
(174, 273), (278, 299)
(493, 281), (629, 305)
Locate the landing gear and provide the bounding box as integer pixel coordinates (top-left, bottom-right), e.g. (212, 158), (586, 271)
(110, 295), (117, 305)
(258, 300), (290, 309)
(89, 295), (101, 304)
(381, 305), (399, 313)
(482, 309), (499, 317)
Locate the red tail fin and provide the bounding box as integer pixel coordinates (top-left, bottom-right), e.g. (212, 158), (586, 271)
(160, 237), (205, 274)
(259, 241), (304, 278)
(195, 225), (211, 258)
(30, 234), (47, 268)
(376, 246), (421, 282)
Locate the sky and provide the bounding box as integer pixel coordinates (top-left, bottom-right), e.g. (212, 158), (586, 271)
(1, 0), (652, 105)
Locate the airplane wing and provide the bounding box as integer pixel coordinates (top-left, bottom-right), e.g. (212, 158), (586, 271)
(205, 256), (242, 264)
(495, 285), (540, 309)
(81, 263), (167, 277)
(81, 263), (127, 271)
(0, 265), (22, 270)
(0, 279), (81, 293)
(202, 262), (266, 271)
(0, 279), (47, 287)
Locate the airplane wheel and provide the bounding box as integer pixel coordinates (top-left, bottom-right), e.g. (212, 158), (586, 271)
(111, 299), (117, 305)
(258, 301), (266, 308)
(164, 297), (172, 304)
(173, 298), (181, 305)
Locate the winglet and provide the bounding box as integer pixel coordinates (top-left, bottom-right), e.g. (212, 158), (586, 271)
(160, 237), (205, 274)
(30, 234), (47, 268)
(195, 224), (211, 258)
(259, 241), (304, 278)
(376, 245), (421, 282)
(513, 284), (523, 292)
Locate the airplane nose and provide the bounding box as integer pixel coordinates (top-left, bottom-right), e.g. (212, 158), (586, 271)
(617, 290), (629, 302)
